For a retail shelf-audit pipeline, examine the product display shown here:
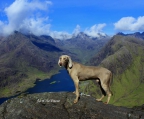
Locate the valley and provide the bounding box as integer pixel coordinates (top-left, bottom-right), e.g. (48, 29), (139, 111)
(0, 31), (144, 107)
(0, 31), (108, 98)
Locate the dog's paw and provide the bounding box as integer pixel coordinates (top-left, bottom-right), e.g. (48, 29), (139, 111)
(74, 99), (78, 104)
(96, 99), (101, 102)
(104, 102), (108, 104)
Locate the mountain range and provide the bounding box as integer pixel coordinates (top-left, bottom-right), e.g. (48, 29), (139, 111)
(55, 32), (110, 63)
(0, 31), (63, 97)
(117, 32), (144, 39)
(0, 31), (109, 98)
(0, 30), (144, 108)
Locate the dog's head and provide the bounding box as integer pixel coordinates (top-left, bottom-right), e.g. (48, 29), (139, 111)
(58, 55), (73, 68)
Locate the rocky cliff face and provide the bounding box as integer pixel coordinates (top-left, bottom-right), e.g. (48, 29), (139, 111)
(0, 92), (143, 119)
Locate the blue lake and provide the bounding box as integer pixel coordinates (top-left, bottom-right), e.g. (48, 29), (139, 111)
(0, 69), (75, 105)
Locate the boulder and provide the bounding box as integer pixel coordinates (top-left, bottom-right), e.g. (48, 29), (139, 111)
(0, 92), (143, 119)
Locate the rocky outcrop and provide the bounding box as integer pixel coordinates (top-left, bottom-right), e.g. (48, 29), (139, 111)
(0, 92), (143, 119)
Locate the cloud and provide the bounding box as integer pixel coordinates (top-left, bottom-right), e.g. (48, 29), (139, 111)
(0, 0), (52, 36)
(49, 31), (72, 40)
(50, 24), (107, 40)
(0, 0), (107, 39)
(19, 17), (51, 35)
(73, 25), (81, 36)
(0, 0), (76, 39)
(114, 16), (144, 32)
(84, 24), (107, 37)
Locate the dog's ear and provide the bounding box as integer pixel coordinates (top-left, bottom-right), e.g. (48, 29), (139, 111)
(58, 58), (61, 67)
(67, 56), (73, 68)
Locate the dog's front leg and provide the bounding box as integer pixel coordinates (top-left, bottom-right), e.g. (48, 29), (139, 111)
(72, 77), (79, 104)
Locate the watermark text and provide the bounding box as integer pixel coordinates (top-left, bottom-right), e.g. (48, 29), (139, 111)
(37, 99), (60, 103)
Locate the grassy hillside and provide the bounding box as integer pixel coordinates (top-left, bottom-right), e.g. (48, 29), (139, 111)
(80, 35), (144, 107)
(1, 32), (107, 98)
(0, 32), (63, 97)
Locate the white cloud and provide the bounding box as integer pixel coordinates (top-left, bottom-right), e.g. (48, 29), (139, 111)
(73, 25), (81, 36)
(0, 0), (73, 39)
(0, 0), (107, 39)
(49, 31), (72, 40)
(84, 24), (106, 37)
(51, 24), (107, 40)
(114, 16), (144, 32)
(19, 17), (51, 35)
(0, 0), (52, 36)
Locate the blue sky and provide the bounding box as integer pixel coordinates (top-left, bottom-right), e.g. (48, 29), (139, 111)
(0, 0), (144, 39)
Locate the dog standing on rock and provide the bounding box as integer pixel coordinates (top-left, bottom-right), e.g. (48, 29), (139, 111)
(58, 55), (113, 104)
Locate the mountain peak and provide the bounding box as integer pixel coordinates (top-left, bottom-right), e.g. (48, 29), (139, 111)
(72, 32), (108, 39)
(72, 32), (89, 39)
(117, 32), (126, 36)
(116, 32), (144, 39)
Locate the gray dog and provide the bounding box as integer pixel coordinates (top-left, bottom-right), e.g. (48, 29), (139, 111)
(58, 55), (112, 104)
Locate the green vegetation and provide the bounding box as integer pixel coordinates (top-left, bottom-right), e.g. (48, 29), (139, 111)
(0, 32), (61, 98)
(111, 54), (144, 107)
(1, 32), (144, 108)
(86, 35), (144, 107)
(0, 87), (11, 96)
(0, 66), (59, 98)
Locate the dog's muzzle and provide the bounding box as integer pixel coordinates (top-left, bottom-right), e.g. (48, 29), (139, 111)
(58, 62), (62, 67)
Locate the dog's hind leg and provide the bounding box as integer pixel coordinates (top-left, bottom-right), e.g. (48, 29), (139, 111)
(101, 84), (112, 104)
(98, 72), (112, 104)
(96, 79), (106, 102)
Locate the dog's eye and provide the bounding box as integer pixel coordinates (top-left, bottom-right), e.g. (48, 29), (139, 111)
(63, 58), (66, 60)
